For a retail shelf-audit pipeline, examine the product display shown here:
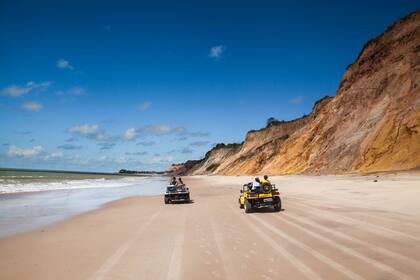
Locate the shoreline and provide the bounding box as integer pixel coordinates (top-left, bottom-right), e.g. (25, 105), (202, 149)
(1, 173), (420, 238)
(1, 175), (419, 279)
(0, 194), (157, 241)
(0, 176), (166, 238)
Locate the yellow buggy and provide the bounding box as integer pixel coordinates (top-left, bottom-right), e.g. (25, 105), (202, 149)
(239, 182), (281, 213)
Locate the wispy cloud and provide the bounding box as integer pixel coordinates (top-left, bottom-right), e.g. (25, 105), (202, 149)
(98, 142), (115, 150)
(68, 124), (100, 136)
(12, 130), (32, 135)
(134, 101), (151, 111)
(66, 154), (89, 165)
(189, 131), (210, 137)
(139, 125), (186, 136)
(190, 141), (210, 147)
(21, 101), (43, 112)
(7, 144), (66, 162)
(149, 155), (174, 164)
(8, 145), (44, 158)
(67, 123), (120, 152)
(55, 86), (86, 96)
(136, 141), (155, 146)
(290, 96), (304, 104)
(209, 45), (225, 60)
(181, 147), (194, 154)
(57, 58), (74, 70)
(122, 128), (136, 140)
(125, 151), (147, 156)
(0, 81), (51, 97)
(58, 144), (83, 150)
(43, 152), (63, 160)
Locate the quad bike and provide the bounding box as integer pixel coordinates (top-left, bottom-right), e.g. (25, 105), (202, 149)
(238, 182), (281, 213)
(164, 184), (191, 204)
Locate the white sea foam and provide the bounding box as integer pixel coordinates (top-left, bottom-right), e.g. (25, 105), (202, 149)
(0, 176), (162, 194)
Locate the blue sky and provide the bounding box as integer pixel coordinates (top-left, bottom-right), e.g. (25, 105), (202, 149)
(0, 1), (418, 172)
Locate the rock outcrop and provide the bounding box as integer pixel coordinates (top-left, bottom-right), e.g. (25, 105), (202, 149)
(169, 10), (420, 175)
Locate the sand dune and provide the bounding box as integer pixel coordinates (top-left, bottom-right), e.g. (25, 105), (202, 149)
(1, 175), (420, 280)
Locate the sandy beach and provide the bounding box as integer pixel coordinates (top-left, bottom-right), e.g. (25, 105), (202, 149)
(1, 175), (420, 280)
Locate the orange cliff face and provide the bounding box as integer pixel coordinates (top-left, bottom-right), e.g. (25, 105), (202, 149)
(168, 10), (420, 176)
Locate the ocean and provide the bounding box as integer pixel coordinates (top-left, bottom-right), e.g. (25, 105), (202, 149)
(0, 168), (168, 238)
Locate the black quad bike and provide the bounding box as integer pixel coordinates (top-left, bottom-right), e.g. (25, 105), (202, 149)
(164, 185), (191, 204)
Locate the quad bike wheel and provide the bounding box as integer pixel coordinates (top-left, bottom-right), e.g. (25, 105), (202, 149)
(244, 199), (253, 214)
(239, 198), (244, 209)
(273, 197), (281, 211)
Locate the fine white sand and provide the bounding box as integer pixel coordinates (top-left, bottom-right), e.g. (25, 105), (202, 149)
(1, 174), (419, 280)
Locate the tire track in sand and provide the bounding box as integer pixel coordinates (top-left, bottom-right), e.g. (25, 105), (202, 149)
(88, 211), (161, 280)
(269, 213), (416, 280)
(227, 204), (323, 280)
(290, 197), (420, 230)
(281, 211), (420, 271)
(164, 208), (187, 280)
(207, 201), (237, 280)
(247, 213), (365, 280)
(288, 200), (420, 244)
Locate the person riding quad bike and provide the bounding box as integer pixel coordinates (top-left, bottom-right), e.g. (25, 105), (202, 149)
(238, 176), (281, 213)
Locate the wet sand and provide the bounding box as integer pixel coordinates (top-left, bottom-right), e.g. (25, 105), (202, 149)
(1, 175), (420, 280)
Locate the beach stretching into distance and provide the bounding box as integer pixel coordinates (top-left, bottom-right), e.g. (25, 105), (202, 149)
(1, 174), (420, 280)
(1, 2), (420, 280)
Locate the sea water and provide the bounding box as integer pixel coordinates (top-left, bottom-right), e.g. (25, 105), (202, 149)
(0, 169), (168, 238)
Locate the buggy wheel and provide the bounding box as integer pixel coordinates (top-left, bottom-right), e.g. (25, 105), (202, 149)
(244, 199), (253, 214)
(164, 197), (169, 204)
(239, 198), (244, 209)
(274, 198), (281, 211)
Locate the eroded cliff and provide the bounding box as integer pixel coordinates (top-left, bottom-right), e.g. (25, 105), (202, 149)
(169, 10), (420, 175)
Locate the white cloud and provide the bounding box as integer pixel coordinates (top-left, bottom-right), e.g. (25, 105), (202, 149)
(0, 81), (51, 97)
(290, 96), (304, 104)
(140, 125), (185, 136)
(209, 45), (225, 60)
(55, 86), (85, 96)
(125, 151), (147, 156)
(134, 101), (151, 111)
(58, 144), (82, 150)
(181, 147), (194, 154)
(136, 141), (155, 146)
(123, 128), (136, 140)
(189, 131), (210, 137)
(149, 155), (174, 164)
(57, 58), (74, 70)
(66, 154), (89, 165)
(21, 101), (43, 112)
(69, 124), (99, 135)
(190, 141), (210, 147)
(98, 155), (109, 161)
(43, 152), (63, 160)
(95, 133), (111, 141)
(98, 142), (115, 150)
(8, 145), (44, 158)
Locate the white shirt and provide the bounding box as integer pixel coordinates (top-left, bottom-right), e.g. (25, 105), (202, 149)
(252, 181), (261, 190)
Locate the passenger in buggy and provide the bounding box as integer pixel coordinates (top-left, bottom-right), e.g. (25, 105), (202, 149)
(177, 177), (184, 186)
(260, 175), (271, 185)
(169, 176), (177, 186)
(251, 177), (261, 191)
